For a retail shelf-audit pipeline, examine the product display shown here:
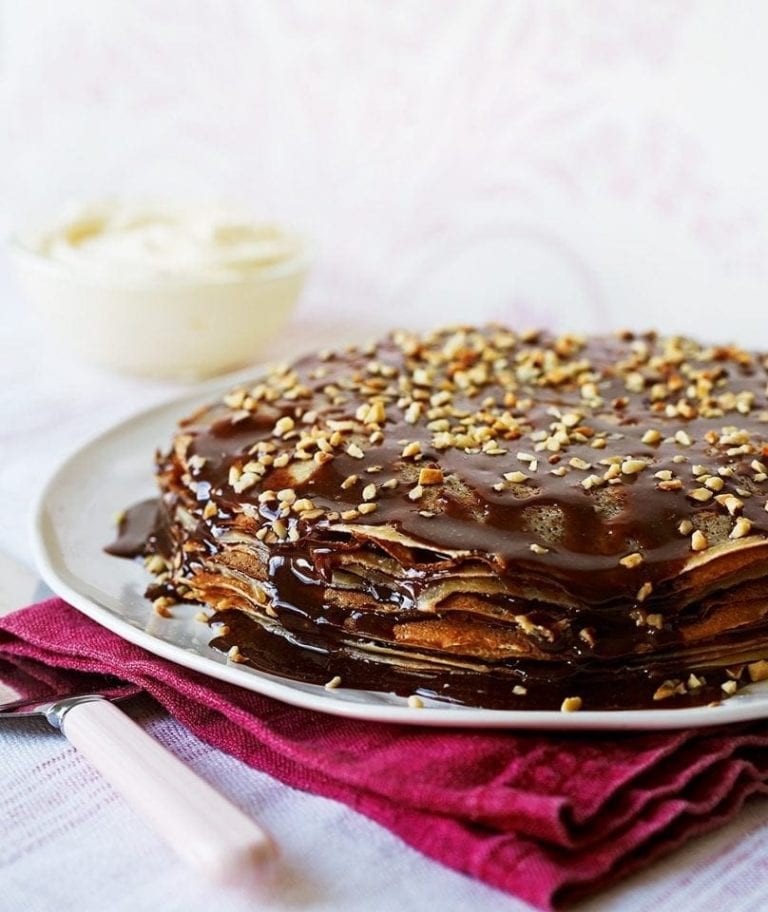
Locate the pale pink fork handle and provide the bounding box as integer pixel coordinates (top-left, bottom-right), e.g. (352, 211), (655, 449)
(60, 697), (276, 882)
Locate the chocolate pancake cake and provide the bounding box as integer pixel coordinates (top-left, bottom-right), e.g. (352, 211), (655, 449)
(109, 327), (768, 710)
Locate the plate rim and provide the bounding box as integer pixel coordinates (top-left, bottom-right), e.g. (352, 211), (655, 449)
(28, 388), (768, 731)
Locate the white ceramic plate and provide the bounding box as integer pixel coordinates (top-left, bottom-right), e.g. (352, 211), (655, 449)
(32, 387), (768, 730)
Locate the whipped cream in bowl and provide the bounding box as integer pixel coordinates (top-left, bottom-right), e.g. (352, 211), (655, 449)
(10, 202), (311, 379)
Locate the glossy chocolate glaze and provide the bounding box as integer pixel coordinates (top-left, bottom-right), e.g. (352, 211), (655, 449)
(106, 498), (768, 710)
(105, 499), (166, 558)
(206, 608), (763, 711)
(107, 328), (768, 710)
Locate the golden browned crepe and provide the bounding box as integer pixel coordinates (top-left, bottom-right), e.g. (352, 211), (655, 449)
(112, 327), (768, 710)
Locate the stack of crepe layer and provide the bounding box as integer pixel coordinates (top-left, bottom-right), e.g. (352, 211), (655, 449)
(146, 328), (768, 708)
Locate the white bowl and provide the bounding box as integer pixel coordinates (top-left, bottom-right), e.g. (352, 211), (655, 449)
(9, 212), (311, 380)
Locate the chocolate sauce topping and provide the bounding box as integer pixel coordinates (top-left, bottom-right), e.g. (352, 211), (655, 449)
(107, 327), (768, 710)
(106, 499), (166, 559)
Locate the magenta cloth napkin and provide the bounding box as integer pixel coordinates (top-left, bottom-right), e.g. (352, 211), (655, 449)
(3, 599), (768, 910)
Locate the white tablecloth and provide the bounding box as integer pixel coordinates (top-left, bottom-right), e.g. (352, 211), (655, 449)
(2, 252), (768, 912)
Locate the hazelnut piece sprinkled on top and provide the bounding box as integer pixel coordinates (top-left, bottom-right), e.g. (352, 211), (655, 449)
(418, 467), (444, 486)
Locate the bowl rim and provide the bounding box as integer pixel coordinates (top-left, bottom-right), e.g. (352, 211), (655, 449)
(7, 228), (314, 290)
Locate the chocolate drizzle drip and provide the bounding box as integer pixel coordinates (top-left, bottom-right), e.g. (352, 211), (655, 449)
(106, 499), (168, 559)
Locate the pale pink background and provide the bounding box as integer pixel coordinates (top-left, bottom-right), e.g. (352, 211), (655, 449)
(2, 1), (768, 344)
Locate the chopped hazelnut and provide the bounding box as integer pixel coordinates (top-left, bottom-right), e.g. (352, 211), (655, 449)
(747, 660), (768, 683)
(619, 552), (644, 569)
(418, 467), (444, 486)
(691, 530), (708, 551)
(730, 517), (753, 539)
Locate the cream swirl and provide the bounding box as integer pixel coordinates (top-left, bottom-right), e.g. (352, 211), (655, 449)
(27, 202), (303, 282)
